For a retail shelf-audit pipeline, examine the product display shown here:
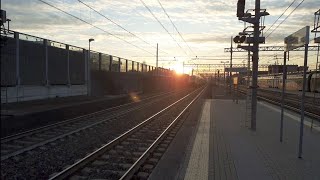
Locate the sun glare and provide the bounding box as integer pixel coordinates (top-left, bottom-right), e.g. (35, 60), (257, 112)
(171, 64), (192, 75)
(172, 64), (184, 74)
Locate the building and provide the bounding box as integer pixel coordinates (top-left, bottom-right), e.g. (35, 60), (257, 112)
(268, 65), (308, 74)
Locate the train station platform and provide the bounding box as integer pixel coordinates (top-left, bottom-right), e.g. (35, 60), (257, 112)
(183, 99), (320, 180)
(149, 85), (320, 180)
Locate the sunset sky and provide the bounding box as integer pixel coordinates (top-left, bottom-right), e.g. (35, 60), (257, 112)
(2, 0), (319, 73)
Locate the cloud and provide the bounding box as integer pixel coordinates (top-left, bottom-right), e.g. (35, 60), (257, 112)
(2, 0), (319, 68)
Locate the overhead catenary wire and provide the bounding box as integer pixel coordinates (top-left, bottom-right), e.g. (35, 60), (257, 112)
(139, 0), (189, 57)
(157, 0), (196, 57)
(265, 0), (305, 39)
(38, 0), (155, 56)
(264, 0), (297, 35)
(131, 55), (252, 58)
(77, 0), (170, 55)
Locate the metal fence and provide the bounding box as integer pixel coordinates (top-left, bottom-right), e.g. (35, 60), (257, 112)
(1, 29), (174, 87)
(1, 32), (16, 86)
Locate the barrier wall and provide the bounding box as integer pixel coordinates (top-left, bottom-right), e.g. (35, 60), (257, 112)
(1, 29), (189, 103)
(91, 71), (143, 96)
(1, 33), (16, 86)
(1, 30), (88, 103)
(69, 47), (85, 84)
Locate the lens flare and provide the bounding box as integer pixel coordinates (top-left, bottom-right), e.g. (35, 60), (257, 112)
(129, 92), (140, 102)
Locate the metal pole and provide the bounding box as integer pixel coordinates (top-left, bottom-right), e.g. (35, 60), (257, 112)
(126, 59), (128, 72)
(245, 45), (251, 128)
(156, 43), (158, 76)
(183, 61), (185, 74)
(247, 43), (251, 87)
(251, 0), (260, 131)
(44, 39), (48, 86)
(280, 51), (287, 142)
(99, 53), (102, 71)
(109, 55), (113, 71)
(15, 32), (20, 86)
(66, 45), (70, 86)
(132, 61), (134, 73)
(88, 42), (91, 96)
(236, 84), (239, 104)
(215, 70), (217, 85)
(298, 42), (309, 158)
(223, 63), (226, 86)
(230, 36), (233, 93)
(14, 32), (20, 102)
(311, 44), (319, 131)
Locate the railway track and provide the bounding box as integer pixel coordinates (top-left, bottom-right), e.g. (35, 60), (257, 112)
(257, 88), (320, 106)
(238, 86), (320, 120)
(0, 90), (189, 161)
(48, 86), (205, 180)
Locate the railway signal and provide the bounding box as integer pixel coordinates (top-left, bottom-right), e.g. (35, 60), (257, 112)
(237, 0), (246, 18)
(233, 35), (246, 43)
(233, 0), (269, 131)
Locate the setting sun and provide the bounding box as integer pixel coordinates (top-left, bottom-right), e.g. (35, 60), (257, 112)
(171, 63), (193, 75)
(172, 64), (184, 74)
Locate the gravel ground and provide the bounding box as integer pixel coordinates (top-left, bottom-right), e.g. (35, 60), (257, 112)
(1, 91), (184, 161)
(1, 89), (195, 179)
(1, 92), (161, 137)
(69, 90), (199, 179)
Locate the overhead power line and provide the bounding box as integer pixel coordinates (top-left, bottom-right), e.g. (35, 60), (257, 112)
(139, 0), (189, 56)
(264, 0), (297, 35)
(131, 56), (250, 58)
(157, 0), (196, 56)
(266, 0), (305, 39)
(191, 58), (245, 61)
(38, 0), (154, 55)
(77, 0), (169, 55)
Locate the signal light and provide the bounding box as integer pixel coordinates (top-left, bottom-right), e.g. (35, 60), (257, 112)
(237, 0), (246, 17)
(233, 35), (246, 43)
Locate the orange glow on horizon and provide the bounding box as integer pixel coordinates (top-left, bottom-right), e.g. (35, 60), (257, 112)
(171, 63), (192, 75)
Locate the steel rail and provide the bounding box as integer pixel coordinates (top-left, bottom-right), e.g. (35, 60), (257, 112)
(257, 96), (320, 120)
(1, 90), (187, 161)
(238, 88), (320, 120)
(48, 86), (204, 180)
(1, 91), (173, 142)
(120, 87), (205, 179)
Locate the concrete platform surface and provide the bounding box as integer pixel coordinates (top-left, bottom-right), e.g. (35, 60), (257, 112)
(182, 99), (320, 180)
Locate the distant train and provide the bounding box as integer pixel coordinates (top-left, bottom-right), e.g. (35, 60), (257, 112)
(256, 71), (320, 93)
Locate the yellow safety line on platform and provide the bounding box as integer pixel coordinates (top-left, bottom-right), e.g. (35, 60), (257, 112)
(184, 100), (211, 180)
